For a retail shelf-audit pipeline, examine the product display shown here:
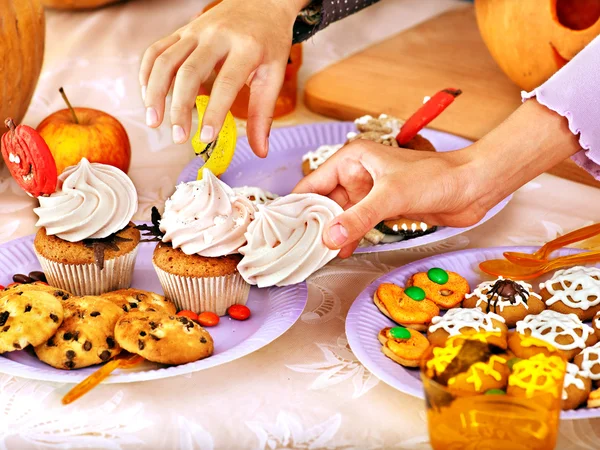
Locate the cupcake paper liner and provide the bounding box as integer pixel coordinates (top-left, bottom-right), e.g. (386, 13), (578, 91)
(153, 264), (250, 316)
(35, 246), (139, 296)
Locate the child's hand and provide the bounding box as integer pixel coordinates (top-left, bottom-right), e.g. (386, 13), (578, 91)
(140, 0), (306, 156)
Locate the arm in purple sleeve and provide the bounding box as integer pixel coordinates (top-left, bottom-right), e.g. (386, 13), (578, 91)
(293, 0), (381, 43)
(522, 35), (600, 179)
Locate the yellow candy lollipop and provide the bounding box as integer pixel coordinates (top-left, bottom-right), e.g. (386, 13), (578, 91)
(192, 95), (237, 179)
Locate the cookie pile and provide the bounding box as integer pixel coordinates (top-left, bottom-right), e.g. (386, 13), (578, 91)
(374, 265), (600, 410)
(0, 283), (214, 370)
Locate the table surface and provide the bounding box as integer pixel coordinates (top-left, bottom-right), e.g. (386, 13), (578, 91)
(2, 0), (600, 448)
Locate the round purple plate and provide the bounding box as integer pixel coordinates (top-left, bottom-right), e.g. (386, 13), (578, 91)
(346, 246), (599, 420)
(178, 122), (511, 253)
(0, 236), (307, 384)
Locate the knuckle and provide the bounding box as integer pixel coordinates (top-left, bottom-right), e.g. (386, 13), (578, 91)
(215, 73), (239, 91)
(177, 63), (198, 78)
(154, 54), (172, 69)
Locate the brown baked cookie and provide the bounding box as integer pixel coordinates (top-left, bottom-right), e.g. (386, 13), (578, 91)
(407, 268), (470, 310)
(115, 311), (214, 365)
(563, 362), (592, 410)
(34, 296), (124, 370)
(378, 326), (430, 368)
(574, 341), (600, 382)
(0, 290), (64, 354)
(1, 283), (72, 301)
(101, 289), (176, 315)
(539, 266), (600, 321)
(594, 311), (600, 340)
(463, 278), (545, 327)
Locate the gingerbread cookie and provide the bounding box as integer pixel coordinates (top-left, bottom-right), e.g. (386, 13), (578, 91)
(115, 311), (213, 365)
(378, 326), (430, 367)
(34, 296), (124, 369)
(562, 362), (592, 410)
(539, 266), (600, 321)
(427, 308), (508, 349)
(407, 268), (469, 309)
(374, 283), (440, 331)
(511, 310), (597, 361)
(574, 341), (600, 381)
(508, 353), (566, 400)
(101, 289), (176, 315)
(464, 278), (545, 327)
(0, 290), (64, 354)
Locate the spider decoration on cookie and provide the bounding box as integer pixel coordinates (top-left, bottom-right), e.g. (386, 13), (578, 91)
(136, 207), (164, 243)
(485, 279), (530, 314)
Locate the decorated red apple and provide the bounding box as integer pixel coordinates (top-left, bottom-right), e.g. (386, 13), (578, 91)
(37, 88), (131, 174)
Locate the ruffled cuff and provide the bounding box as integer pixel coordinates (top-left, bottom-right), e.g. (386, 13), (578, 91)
(521, 36), (600, 180)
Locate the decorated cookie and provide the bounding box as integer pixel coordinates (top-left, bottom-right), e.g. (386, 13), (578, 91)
(425, 335), (509, 394)
(115, 311), (213, 365)
(594, 311), (600, 339)
(34, 296), (124, 370)
(588, 388), (600, 409)
(508, 353), (566, 400)
(0, 290), (64, 354)
(374, 283), (440, 331)
(463, 278), (545, 327)
(562, 362), (592, 410)
(407, 268), (470, 309)
(101, 289), (177, 315)
(539, 266), (600, 321)
(510, 310), (597, 361)
(574, 341), (600, 381)
(378, 326), (430, 367)
(427, 308), (508, 349)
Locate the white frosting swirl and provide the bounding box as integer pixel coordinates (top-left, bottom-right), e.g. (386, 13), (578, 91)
(159, 168), (254, 257)
(232, 186), (279, 206)
(34, 158), (137, 242)
(238, 193), (344, 287)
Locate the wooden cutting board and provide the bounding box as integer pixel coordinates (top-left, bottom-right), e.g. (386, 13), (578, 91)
(304, 6), (600, 188)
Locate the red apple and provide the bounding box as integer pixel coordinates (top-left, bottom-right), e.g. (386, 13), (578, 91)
(37, 88), (131, 174)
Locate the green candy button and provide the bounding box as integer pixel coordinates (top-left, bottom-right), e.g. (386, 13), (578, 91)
(507, 357), (522, 371)
(427, 267), (449, 285)
(389, 326), (411, 340)
(485, 389), (506, 396)
(405, 286), (426, 301)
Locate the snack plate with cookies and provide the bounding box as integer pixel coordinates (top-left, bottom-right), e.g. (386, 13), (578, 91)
(346, 245), (600, 420)
(178, 121), (511, 253)
(0, 236), (307, 384)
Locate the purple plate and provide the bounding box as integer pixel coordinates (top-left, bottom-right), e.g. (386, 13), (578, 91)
(0, 235), (307, 384)
(178, 122), (511, 253)
(345, 246), (599, 420)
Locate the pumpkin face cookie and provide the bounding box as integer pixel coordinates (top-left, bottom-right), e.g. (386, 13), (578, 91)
(378, 326), (430, 367)
(0, 290), (64, 354)
(101, 289), (176, 315)
(511, 310), (597, 361)
(115, 311), (213, 365)
(562, 362), (592, 410)
(407, 268), (469, 309)
(374, 283), (440, 331)
(34, 296), (124, 370)
(574, 341), (600, 381)
(463, 278), (545, 327)
(539, 266), (600, 321)
(427, 308), (508, 349)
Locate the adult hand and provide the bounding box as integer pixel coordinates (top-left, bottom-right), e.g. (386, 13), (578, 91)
(140, 0), (307, 156)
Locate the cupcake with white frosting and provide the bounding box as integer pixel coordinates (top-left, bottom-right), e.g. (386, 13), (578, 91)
(153, 168), (254, 315)
(33, 158), (139, 296)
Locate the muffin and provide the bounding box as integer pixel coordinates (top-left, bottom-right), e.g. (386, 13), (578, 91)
(33, 158), (139, 295)
(154, 168), (254, 315)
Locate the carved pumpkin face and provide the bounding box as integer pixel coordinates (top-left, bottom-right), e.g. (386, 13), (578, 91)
(475, 0), (600, 91)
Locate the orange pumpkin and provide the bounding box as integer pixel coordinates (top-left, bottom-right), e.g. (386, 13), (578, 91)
(475, 0), (600, 91)
(41, 0), (122, 9)
(0, 0), (45, 129)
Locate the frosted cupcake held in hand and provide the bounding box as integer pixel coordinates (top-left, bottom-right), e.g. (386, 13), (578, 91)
(1, 119), (139, 296)
(237, 193), (344, 287)
(151, 168), (254, 315)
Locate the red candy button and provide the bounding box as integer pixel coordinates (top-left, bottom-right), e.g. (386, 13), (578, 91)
(197, 312), (219, 327)
(177, 310), (199, 321)
(227, 304), (251, 321)
(1, 118), (58, 197)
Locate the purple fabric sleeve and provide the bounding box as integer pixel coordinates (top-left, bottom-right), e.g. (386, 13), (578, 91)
(522, 35), (600, 179)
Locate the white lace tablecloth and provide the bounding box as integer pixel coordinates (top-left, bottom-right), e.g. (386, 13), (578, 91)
(2, 0), (600, 448)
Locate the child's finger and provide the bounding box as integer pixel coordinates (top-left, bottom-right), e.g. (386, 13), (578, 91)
(139, 34), (180, 88)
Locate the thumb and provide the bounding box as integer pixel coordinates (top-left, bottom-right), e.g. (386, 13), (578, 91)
(323, 187), (391, 250)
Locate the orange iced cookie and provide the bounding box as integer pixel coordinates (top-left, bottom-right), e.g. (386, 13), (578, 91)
(374, 283), (440, 331)
(407, 268), (469, 309)
(378, 326), (430, 368)
(507, 353), (566, 401)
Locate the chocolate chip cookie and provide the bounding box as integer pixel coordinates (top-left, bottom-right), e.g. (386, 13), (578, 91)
(101, 288), (176, 315)
(0, 290), (64, 354)
(115, 311), (213, 365)
(34, 296), (124, 370)
(2, 283), (72, 301)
